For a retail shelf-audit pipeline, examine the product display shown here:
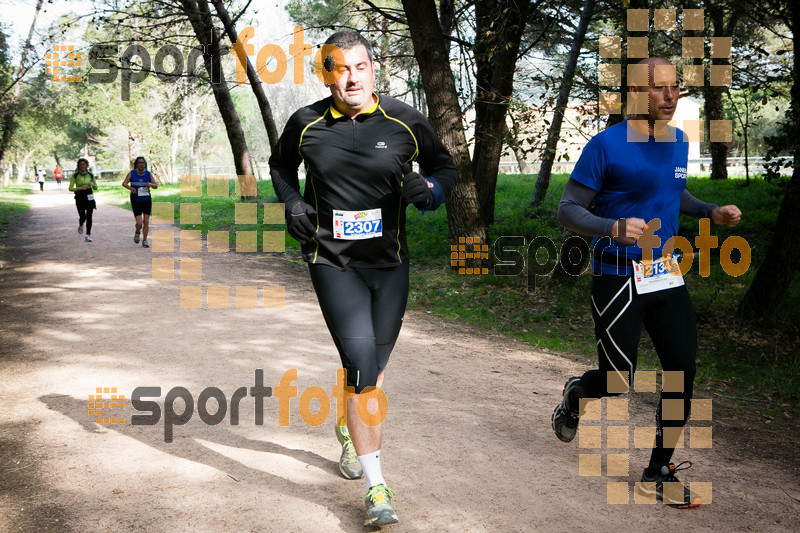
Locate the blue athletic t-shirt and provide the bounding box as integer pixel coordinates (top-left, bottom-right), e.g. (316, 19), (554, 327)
(130, 169), (152, 202)
(569, 120), (688, 275)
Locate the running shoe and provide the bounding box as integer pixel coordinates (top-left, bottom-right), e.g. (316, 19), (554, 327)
(134, 232), (140, 243)
(142, 240), (150, 248)
(551, 376), (582, 442)
(85, 235), (93, 242)
(638, 461), (702, 508)
(364, 484), (399, 526)
(78, 224), (84, 234)
(335, 418), (363, 480)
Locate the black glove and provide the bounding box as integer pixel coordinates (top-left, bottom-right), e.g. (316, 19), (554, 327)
(285, 200), (317, 244)
(401, 167), (431, 210)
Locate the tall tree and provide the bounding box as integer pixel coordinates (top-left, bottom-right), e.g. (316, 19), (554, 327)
(401, 0), (484, 242)
(739, 0), (796, 320)
(703, 0), (742, 180)
(0, 0), (44, 187)
(529, 0), (595, 208)
(178, 0), (254, 194)
(210, 0), (280, 150)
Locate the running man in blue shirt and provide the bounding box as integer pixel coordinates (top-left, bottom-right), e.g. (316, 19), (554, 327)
(551, 57), (741, 508)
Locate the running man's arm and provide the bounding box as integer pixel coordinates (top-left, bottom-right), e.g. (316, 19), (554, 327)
(412, 117), (457, 211)
(268, 111), (307, 208)
(680, 189), (741, 227)
(679, 189), (717, 219)
(557, 179), (616, 237)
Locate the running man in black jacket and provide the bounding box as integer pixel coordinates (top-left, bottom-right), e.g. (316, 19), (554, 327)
(269, 30), (457, 526)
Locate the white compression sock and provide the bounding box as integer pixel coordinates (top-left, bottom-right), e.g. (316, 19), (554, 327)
(357, 450), (386, 490)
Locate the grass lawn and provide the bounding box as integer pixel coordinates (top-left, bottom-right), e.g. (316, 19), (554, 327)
(93, 173), (799, 420)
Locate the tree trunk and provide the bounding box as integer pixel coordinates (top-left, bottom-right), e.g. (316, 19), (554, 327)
(530, 0), (595, 207)
(704, 83), (728, 180)
(739, 3), (799, 320)
(401, 0), (485, 243)
(180, 0), (254, 196)
(0, 0), (43, 187)
(472, 0), (532, 225)
(210, 0), (280, 151)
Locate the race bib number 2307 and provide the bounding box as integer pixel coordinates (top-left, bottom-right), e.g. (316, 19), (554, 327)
(332, 208), (382, 240)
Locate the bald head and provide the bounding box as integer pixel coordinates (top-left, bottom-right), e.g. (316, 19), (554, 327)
(629, 57), (677, 91)
(627, 57), (680, 131)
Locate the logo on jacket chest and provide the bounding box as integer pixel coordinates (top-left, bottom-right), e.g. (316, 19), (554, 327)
(375, 141), (387, 149)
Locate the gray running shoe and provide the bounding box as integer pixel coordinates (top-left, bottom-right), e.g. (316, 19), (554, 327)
(335, 418), (363, 480)
(78, 224), (84, 234)
(364, 484), (399, 526)
(638, 461), (702, 508)
(551, 377), (582, 442)
(134, 232), (140, 243)
(85, 235), (93, 242)
(142, 240), (150, 248)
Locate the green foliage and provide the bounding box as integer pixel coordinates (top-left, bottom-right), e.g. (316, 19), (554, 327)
(0, 185), (30, 259)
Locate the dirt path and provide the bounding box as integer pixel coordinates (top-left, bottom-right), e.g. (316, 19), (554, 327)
(0, 186), (797, 532)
